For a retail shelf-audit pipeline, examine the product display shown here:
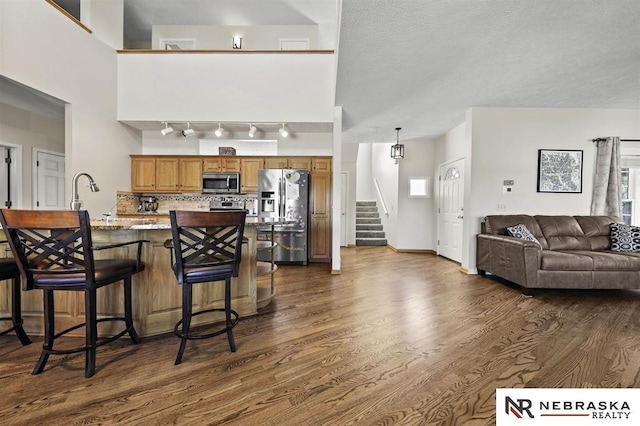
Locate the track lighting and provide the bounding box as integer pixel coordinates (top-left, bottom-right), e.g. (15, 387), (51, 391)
(215, 123), (224, 137)
(182, 122), (195, 137)
(248, 124), (257, 138)
(160, 122), (174, 136)
(279, 123), (289, 138)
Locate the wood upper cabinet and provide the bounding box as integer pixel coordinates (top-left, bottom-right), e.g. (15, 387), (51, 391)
(312, 158), (332, 173)
(202, 157), (241, 172)
(241, 158), (264, 194)
(202, 157), (221, 172)
(131, 157), (157, 192)
(309, 171), (332, 261)
(179, 157), (203, 192)
(263, 157), (312, 170)
(131, 156), (201, 193)
(154, 157), (180, 192)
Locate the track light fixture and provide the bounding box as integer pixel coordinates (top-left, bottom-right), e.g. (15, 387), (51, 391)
(214, 123), (224, 137)
(160, 122), (174, 136)
(248, 124), (257, 138)
(182, 122), (195, 137)
(279, 123), (289, 138)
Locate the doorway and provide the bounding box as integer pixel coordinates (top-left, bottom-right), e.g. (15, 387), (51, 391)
(340, 172), (348, 246)
(437, 158), (465, 262)
(33, 149), (66, 210)
(0, 144), (22, 209)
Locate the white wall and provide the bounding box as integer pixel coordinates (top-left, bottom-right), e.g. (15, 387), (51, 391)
(356, 143), (373, 200)
(464, 107), (640, 273)
(82, 0), (123, 50)
(371, 143), (399, 247)
(397, 139), (437, 250)
(1, 1), (143, 216)
(152, 25), (320, 50)
(117, 53), (335, 124)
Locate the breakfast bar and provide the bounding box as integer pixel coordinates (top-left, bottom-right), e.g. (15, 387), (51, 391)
(0, 215), (289, 338)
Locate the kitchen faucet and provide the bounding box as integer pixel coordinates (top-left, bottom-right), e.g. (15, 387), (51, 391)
(70, 172), (99, 210)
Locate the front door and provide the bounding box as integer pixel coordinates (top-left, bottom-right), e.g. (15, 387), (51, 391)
(35, 150), (66, 210)
(438, 158), (465, 262)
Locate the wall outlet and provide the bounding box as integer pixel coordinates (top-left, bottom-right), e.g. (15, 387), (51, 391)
(497, 203), (507, 211)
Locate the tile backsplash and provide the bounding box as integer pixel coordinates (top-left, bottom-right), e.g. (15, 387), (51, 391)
(115, 191), (257, 216)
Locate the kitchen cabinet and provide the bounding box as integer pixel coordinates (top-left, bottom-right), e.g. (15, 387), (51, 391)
(202, 157), (241, 172)
(179, 157), (203, 192)
(309, 170), (332, 262)
(263, 157), (311, 170)
(131, 157), (157, 192)
(312, 157), (332, 173)
(131, 156), (201, 193)
(241, 158), (264, 194)
(154, 157), (180, 192)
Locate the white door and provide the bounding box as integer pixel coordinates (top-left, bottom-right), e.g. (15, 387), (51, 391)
(340, 172), (348, 247)
(35, 150), (66, 210)
(438, 158), (465, 262)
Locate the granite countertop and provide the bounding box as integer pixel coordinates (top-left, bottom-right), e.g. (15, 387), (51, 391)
(91, 216), (296, 230)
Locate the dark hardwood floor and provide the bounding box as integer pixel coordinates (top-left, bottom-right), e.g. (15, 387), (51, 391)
(1, 246), (640, 425)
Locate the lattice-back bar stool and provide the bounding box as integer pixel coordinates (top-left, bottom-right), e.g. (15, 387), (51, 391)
(0, 209), (147, 378)
(0, 250), (31, 346)
(168, 210), (247, 365)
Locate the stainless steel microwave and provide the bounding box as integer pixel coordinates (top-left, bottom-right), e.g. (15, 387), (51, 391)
(202, 172), (241, 194)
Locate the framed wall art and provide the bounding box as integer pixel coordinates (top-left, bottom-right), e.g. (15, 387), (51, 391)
(537, 149), (583, 193)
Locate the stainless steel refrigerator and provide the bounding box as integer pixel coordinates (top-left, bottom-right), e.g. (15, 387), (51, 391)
(257, 169), (309, 265)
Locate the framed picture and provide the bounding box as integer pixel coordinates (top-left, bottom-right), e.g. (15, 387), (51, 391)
(537, 149), (583, 193)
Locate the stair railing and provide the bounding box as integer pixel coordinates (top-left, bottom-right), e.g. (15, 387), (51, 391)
(373, 178), (389, 216)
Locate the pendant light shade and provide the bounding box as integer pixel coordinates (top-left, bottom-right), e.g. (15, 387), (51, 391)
(391, 127), (404, 160)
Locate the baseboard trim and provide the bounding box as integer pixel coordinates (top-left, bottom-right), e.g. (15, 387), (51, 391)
(387, 245), (436, 255)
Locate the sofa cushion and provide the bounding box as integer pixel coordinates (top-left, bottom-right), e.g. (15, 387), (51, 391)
(575, 216), (622, 250)
(539, 250), (593, 271)
(507, 224), (542, 248)
(484, 215), (548, 249)
(610, 223), (640, 253)
(535, 216), (591, 250)
(567, 250), (640, 270)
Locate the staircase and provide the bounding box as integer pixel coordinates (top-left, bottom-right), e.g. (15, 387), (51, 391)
(355, 201), (387, 246)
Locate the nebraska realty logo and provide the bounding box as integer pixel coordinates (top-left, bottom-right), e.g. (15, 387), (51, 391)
(496, 389), (639, 425)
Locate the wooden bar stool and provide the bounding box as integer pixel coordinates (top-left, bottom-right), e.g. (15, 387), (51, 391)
(0, 209), (147, 378)
(0, 254), (31, 346)
(168, 210), (247, 365)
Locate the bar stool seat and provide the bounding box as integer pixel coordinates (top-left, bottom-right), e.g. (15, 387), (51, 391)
(0, 257), (31, 345)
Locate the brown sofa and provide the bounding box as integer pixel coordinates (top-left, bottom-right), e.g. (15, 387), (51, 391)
(476, 215), (640, 292)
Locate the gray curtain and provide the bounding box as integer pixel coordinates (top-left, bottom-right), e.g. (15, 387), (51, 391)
(590, 136), (621, 217)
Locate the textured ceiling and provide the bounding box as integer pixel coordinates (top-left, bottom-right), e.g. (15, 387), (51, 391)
(3, 1), (639, 143)
(336, 0), (640, 144)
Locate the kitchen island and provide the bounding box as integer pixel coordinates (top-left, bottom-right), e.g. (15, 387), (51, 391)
(0, 216), (288, 338)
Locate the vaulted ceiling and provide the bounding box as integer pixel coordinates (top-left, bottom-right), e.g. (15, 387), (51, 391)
(3, 0), (639, 144)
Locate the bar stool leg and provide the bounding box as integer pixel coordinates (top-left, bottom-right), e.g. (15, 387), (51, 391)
(175, 283), (193, 365)
(85, 288), (98, 378)
(11, 277), (31, 346)
(124, 277), (141, 344)
(33, 290), (55, 375)
(225, 278), (236, 352)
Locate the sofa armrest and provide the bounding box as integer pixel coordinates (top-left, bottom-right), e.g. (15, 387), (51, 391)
(476, 234), (540, 287)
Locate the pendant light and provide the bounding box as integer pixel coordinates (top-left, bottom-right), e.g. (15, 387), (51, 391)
(391, 127), (404, 160)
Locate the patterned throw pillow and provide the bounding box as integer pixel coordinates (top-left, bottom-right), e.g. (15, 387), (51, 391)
(610, 223), (640, 252)
(506, 224), (542, 249)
